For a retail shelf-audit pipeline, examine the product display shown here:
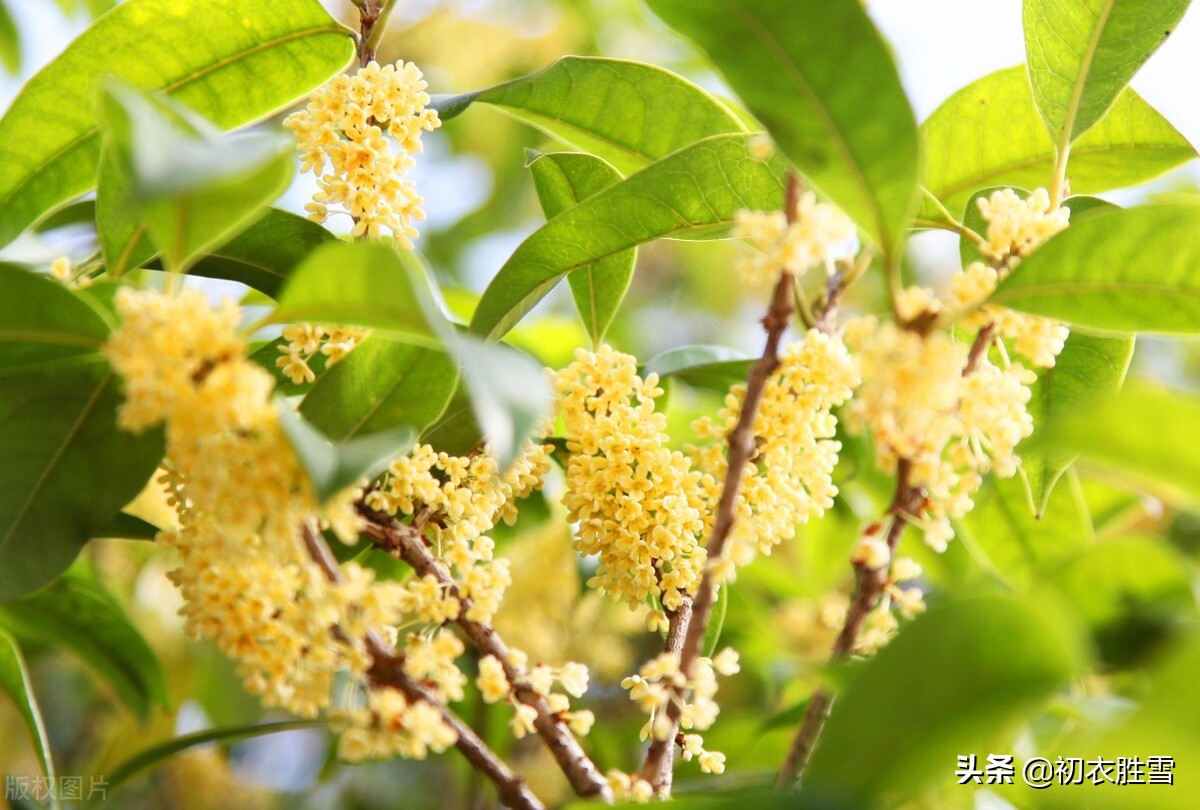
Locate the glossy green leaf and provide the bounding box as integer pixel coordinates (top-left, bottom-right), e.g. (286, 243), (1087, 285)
(420, 385), (481, 456)
(470, 133), (788, 341)
(449, 334), (553, 468)
(529, 152), (634, 347)
(991, 203), (1200, 334)
(0, 1), (19, 74)
(100, 82), (293, 274)
(1022, 332), (1134, 516)
(0, 364), (164, 600)
(0, 0), (352, 247)
(250, 336), (330, 397)
(0, 574), (168, 719)
(272, 242), (446, 345)
(277, 403), (416, 503)
(801, 593), (1083, 805)
(0, 265), (110, 370)
(644, 345), (753, 393)
(185, 208), (338, 298)
(0, 630), (55, 788)
(106, 719), (327, 794)
(433, 56), (745, 175)
(1024, 0), (1189, 144)
(646, 0), (919, 254)
(1041, 382), (1200, 509)
(300, 338), (458, 442)
(93, 511), (161, 542)
(1041, 538), (1195, 669)
(923, 67), (1194, 215)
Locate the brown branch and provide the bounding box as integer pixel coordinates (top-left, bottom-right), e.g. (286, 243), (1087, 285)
(356, 506), (613, 801)
(354, 0), (383, 64)
(638, 172), (802, 790)
(638, 596), (693, 789)
(777, 462), (923, 787)
(300, 523), (544, 810)
(963, 322), (996, 376)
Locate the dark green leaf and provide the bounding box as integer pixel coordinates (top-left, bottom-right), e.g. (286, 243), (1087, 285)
(93, 511), (161, 541)
(1024, 0), (1189, 144)
(300, 338), (458, 442)
(272, 242), (447, 345)
(0, 630), (55, 785)
(1041, 537), (1195, 669)
(277, 403), (416, 502)
(99, 81), (293, 274)
(434, 56), (745, 175)
(529, 152), (634, 347)
(0, 366), (164, 600)
(802, 593), (1084, 805)
(1022, 332), (1133, 516)
(923, 67), (1193, 215)
(646, 0), (919, 254)
(0, 574), (168, 719)
(469, 133), (788, 341)
(0, 0), (353, 246)
(991, 203), (1200, 334)
(184, 208), (338, 297)
(644, 345), (752, 392)
(0, 264), (111, 370)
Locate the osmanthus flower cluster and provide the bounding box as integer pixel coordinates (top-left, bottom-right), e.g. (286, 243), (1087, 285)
(276, 322), (371, 385)
(284, 60), (439, 245)
(100, 287), (553, 766)
(843, 187), (1070, 552)
(732, 190), (857, 286)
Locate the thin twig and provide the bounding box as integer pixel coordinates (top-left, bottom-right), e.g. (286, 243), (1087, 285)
(355, 0), (384, 64)
(637, 596), (693, 790)
(356, 506), (613, 801)
(300, 523), (544, 810)
(777, 462), (923, 786)
(638, 172), (802, 790)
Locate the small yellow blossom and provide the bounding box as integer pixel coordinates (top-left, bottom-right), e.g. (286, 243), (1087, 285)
(732, 191), (856, 286)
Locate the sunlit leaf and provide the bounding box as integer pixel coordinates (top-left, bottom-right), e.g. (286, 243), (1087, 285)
(923, 67), (1193, 215)
(646, 0), (919, 254)
(0, 0), (353, 246)
(528, 151), (634, 347)
(470, 133), (788, 341)
(1024, 0), (1188, 144)
(433, 56), (745, 175)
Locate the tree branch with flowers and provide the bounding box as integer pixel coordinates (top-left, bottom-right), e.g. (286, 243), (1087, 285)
(0, 0), (1198, 808)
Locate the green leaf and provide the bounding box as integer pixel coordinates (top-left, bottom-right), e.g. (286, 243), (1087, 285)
(991, 203), (1200, 334)
(1041, 538), (1195, 669)
(646, 0), (919, 255)
(0, 264), (110, 370)
(105, 719), (327, 794)
(702, 585), (728, 659)
(0, 0), (19, 74)
(250, 336), (330, 396)
(272, 242), (446, 345)
(99, 81), (293, 274)
(801, 593), (1084, 805)
(300, 338), (458, 442)
(1022, 331), (1134, 516)
(449, 334), (552, 468)
(0, 0), (352, 247)
(0, 630), (55, 788)
(528, 151), (634, 347)
(433, 56), (746, 175)
(0, 574), (169, 720)
(184, 209), (338, 298)
(1024, 0), (1189, 144)
(469, 133), (788, 341)
(1040, 382), (1200, 509)
(93, 511), (161, 541)
(0, 365), (164, 601)
(277, 403), (416, 503)
(96, 143), (154, 278)
(420, 385), (482, 456)
(922, 67), (1194, 215)
(34, 200), (96, 233)
(644, 345), (753, 393)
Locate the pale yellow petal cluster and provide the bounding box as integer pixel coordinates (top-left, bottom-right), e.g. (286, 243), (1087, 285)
(553, 346), (713, 611)
(731, 191), (856, 287)
(276, 323), (371, 385)
(843, 315), (1033, 550)
(284, 60), (440, 246)
(976, 187), (1069, 269)
(690, 330), (858, 577)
